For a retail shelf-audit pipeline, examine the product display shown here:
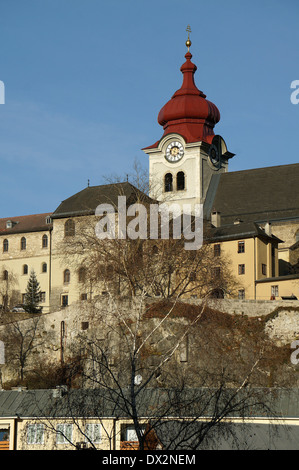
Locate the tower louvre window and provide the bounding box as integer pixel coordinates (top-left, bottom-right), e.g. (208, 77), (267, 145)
(164, 173), (173, 192)
(176, 171), (185, 191)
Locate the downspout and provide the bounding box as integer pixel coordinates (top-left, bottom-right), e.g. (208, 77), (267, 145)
(49, 228), (52, 311)
(254, 237), (257, 300)
(13, 417), (19, 450)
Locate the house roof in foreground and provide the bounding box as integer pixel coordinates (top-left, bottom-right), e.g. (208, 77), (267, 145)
(0, 387), (298, 419)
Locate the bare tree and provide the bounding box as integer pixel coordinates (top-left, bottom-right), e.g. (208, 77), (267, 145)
(0, 267), (18, 313)
(0, 316), (47, 383)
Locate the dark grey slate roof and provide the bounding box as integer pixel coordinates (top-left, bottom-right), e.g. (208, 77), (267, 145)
(0, 388), (298, 419)
(205, 163), (299, 225)
(207, 221), (283, 244)
(52, 182), (154, 219)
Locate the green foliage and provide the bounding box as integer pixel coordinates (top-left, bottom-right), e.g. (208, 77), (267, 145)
(24, 270), (41, 313)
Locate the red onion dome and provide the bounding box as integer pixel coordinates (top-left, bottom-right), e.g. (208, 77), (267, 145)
(157, 51), (220, 145)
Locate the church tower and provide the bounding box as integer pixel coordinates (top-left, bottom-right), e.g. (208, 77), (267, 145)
(143, 27), (234, 212)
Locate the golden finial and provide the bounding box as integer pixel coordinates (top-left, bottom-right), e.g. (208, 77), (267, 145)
(186, 25), (192, 51)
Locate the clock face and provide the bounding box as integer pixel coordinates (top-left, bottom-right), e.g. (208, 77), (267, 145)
(209, 144), (220, 167)
(165, 141), (184, 163)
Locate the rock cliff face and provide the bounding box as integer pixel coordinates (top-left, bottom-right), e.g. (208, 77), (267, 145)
(0, 297), (298, 389)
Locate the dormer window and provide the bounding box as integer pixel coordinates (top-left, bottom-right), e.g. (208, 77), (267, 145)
(46, 216), (52, 224)
(6, 220), (18, 229)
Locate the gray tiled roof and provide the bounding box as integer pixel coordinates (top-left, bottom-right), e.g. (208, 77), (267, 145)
(0, 388), (299, 419)
(52, 182), (154, 219)
(206, 163), (299, 225)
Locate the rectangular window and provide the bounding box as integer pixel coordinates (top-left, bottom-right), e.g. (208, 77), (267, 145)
(179, 336), (188, 362)
(214, 244), (221, 256)
(213, 266), (221, 278)
(238, 289), (245, 299)
(80, 293), (88, 301)
(81, 321), (89, 330)
(238, 264), (245, 275)
(40, 292), (46, 303)
(27, 424), (44, 445)
(238, 241), (245, 253)
(262, 264), (267, 275)
(56, 424), (72, 445)
(271, 285), (279, 297)
(121, 425), (145, 442)
(61, 295), (68, 308)
(85, 424), (101, 444)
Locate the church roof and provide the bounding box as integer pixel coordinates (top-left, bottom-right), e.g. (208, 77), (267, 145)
(0, 213), (52, 235)
(52, 182), (154, 219)
(207, 163), (299, 225)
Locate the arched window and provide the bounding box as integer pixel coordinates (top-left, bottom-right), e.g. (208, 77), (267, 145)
(20, 237), (26, 250)
(23, 264), (28, 275)
(78, 267), (86, 283)
(42, 234), (48, 248)
(3, 270), (8, 281)
(63, 269), (70, 284)
(176, 171), (185, 191)
(3, 239), (8, 252)
(164, 173), (173, 192)
(42, 262), (47, 273)
(64, 219), (75, 237)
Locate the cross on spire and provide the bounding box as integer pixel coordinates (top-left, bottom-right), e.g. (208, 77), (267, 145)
(186, 25), (191, 51)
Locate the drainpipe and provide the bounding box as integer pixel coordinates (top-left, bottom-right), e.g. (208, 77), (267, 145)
(254, 237), (257, 300)
(49, 228), (52, 311)
(13, 417), (20, 450)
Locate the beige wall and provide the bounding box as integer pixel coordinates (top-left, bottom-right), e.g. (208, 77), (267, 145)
(0, 230), (52, 311)
(256, 277), (299, 301)
(0, 210), (298, 313)
(215, 236), (279, 300)
(12, 417), (114, 450)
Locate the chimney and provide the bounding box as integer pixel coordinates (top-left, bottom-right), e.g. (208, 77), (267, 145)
(52, 385), (68, 398)
(211, 210), (221, 228)
(265, 222), (272, 236)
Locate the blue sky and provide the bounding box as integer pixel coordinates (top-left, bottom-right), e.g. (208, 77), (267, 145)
(0, 0), (298, 217)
